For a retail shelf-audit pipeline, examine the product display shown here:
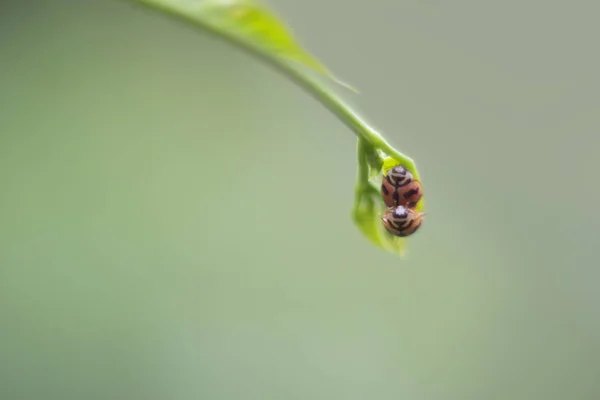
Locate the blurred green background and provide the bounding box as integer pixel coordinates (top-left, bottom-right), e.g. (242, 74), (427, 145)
(1, 0), (599, 399)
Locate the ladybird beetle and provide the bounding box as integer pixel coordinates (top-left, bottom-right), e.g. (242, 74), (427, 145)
(381, 205), (425, 237)
(381, 165), (423, 208)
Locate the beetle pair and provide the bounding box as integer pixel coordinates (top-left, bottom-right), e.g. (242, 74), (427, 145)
(380, 165), (425, 237)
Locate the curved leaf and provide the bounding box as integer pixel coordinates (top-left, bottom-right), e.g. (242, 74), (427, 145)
(352, 140), (412, 256)
(127, 0), (424, 256)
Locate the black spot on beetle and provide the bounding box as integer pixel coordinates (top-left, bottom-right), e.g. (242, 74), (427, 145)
(381, 184), (389, 195)
(403, 188), (420, 198)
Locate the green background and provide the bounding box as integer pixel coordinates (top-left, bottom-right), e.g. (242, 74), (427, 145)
(1, 1), (599, 399)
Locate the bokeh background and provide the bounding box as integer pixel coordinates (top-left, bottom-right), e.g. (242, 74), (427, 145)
(2, 0), (599, 399)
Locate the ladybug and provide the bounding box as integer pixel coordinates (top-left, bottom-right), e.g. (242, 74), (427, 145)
(381, 205), (425, 237)
(381, 165), (423, 208)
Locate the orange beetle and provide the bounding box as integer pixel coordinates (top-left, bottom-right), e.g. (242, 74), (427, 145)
(381, 205), (425, 237)
(381, 165), (423, 208)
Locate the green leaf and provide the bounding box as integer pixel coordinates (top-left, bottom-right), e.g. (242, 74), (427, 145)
(352, 140), (411, 256)
(126, 0), (424, 256)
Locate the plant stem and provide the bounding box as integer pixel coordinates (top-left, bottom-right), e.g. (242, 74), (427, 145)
(123, 0), (419, 179)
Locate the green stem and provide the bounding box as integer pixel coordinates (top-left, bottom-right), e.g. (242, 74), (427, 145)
(356, 139), (371, 192)
(123, 0), (419, 179)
